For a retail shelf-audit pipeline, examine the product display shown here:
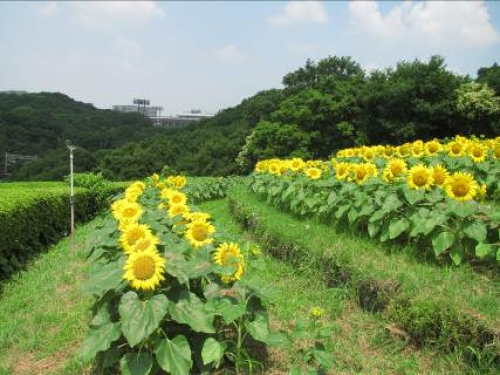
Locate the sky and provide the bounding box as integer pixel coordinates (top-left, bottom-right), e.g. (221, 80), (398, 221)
(1, 1), (500, 115)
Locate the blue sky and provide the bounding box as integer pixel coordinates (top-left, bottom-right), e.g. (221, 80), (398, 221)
(1, 1), (500, 115)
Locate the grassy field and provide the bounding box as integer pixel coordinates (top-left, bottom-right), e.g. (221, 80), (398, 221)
(0, 196), (482, 375)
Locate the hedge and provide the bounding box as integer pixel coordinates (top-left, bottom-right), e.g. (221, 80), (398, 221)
(0, 182), (124, 280)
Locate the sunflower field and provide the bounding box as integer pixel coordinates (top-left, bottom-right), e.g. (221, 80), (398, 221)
(250, 135), (500, 265)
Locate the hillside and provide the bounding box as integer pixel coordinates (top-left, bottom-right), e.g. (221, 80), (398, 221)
(0, 92), (160, 179)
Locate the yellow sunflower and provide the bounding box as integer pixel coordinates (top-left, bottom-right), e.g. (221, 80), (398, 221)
(397, 144), (411, 158)
(382, 146), (394, 158)
(351, 163), (377, 184)
(127, 235), (160, 254)
(425, 140), (441, 156)
(151, 173), (160, 183)
(125, 186), (143, 202)
(113, 201), (143, 222)
(407, 165), (434, 190)
(255, 161), (267, 172)
(168, 203), (190, 218)
(118, 218), (138, 232)
(431, 164), (449, 187)
(167, 175), (187, 189)
(467, 143), (487, 163)
(444, 172), (478, 202)
(335, 162), (351, 180)
(447, 141), (465, 157)
(167, 190), (187, 206)
(382, 168), (394, 183)
(184, 211), (211, 223)
(119, 224), (153, 253)
(160, 188), (175, 199)
(477, 184), (487, 202)
(411, 142), (425, 158)
(304, 167), (322, 180)
(213, 242), (245, 283)
(387, 158), (407, 177)
(361, 147), (376, 162)
(123, 248), (166, 291)
(289, 158), (305, 172)
(185, 220), (216, 248)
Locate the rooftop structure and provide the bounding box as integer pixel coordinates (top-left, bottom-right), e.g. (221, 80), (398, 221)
(112, 99), (163, 118)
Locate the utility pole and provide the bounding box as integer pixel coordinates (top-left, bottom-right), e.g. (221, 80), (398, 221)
(66, 140), (76, 257)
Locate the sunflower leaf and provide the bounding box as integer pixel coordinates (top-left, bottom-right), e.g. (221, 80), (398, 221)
(168, 291), (215, 333)
(118, 291), (169, 348)
(120, 352), (153, 375)
(155, 335), (192, 375)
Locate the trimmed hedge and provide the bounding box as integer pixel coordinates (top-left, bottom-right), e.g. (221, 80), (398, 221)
(0, 182), (124, 280)
(227, 184), (500, 368)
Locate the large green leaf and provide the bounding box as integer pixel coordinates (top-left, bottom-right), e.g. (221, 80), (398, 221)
(403, 189), (424, 205)
(201, 337), (227, 366)
(389, 218), (409, 240)
(244, 313), (268, 342)
(464, 222), (487, 243)
(432, 231), (455, 257)
(448, 200), (476, 218)
(155, 335), (192, 375)
(475, 243), (495, 259)
(83, 259), (124, 295)
(78, 322), (121, 362)
(168, 291), (215, 333)
(120, 353), (153, 375)
(210, 298), (246, 324)
(118, 291), (169, 348)
(450, 246), (464, 265)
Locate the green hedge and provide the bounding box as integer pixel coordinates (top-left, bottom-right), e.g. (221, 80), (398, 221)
(0, 182), (124, 280)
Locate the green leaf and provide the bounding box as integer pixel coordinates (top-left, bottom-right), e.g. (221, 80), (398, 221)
(464, 222), (487, 243)
(265, 332), (291, 348)
(367, 222), (380, 238)
(244, 313), (268, 342)
(497, 248), (500, 262)
(156, 335), (192, 375)
(389, 218), (409, 240)
(211, 298), (246, 324)
(201, 338), (227, 366)
(448, 200), (476, 218)
(432, 231), (455, 257)
(183, 257), (215, 279)
(78, 322), (121, 362)
(450, 246), (464, 265)
(335, 204), (350, 220)
(83, 259), (124, 295)
(120, 353), (153, 375)
(475, 243), (495, 259)
(403, 189), (424, 205)
(118, 291), (169, 348)
(168, 291), (215, 333)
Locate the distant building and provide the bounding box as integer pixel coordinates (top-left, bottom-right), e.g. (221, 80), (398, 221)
(151, 109), (214, 128)
(112, 99), (163, 118)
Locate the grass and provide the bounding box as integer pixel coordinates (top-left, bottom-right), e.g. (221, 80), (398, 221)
(198, 199), (471, 374)
(0, 219), (100, 375)
(226, 184), (500, 365)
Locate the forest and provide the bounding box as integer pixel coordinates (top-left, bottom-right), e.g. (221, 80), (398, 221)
(2, 55), (499, 181)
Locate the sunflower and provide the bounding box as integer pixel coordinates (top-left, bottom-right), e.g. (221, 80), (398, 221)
(335, 162), (351, 180)
(255, 161), (267, 172)
(351, 163), (377, 184)
(361, 147), (376, 162)
(477, 184), (487, 202)
(167, 175), (187, 189)
(125, 186), (143, 202)
(123, 248), (166, 291)
(494, 144), (500, 159)
(397, 144), (411, 158)
(156, 182), (166, 190)
(447, 141), (465, 157)
(431, 164), (449, 187)
(382, 168), (394, 183)
(309, 306), (325, 318)
(151, 173), (160, 183)
(268, 163), (281, 175)
(167, 190), (187, 206)
(304, 167), (322, 180)
(160, 188), (175, 199)
(119, 224), (153, 252)
(213, 242), (245, 283)
(382, 146), (394, 158)
(127, 235), (160, 254)
(407, 165), (434, 190)
(444, 172), (478, 202)
(411, 142), (425, 158)
(289, 158), (305, 172)
(168, 203), (189, 218)
(387, 158), (407, 177)
(118, 218), (138, 232)
(113, 201), (143, 222)
(184, 211), (211, 223)
(425, 140), (441, 156)
(467, 143), (487, 163)
(185, 220), (216, 248)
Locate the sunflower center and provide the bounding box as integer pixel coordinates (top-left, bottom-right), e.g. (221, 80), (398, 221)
(472, 149), (482, 157)
(391, 165), (403, 175)
(412, 172), (428, 187)
(452, 182), (469, 197)
(222, 250), (238, 266)
(356, 169), (366, 180)
(127, 230), (144, 246)
(123, 208), (137, 218)
(495, 148), (500, 158)
(451, 144), (462, 154)
(133, 256), (155, 280)
(172, 196), (182, 204)
(192, 226), (208, 241)
(434, 172), (445, 185)
(134, 239), (151, 252)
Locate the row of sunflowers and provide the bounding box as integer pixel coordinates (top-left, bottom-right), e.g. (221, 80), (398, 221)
(78, 175), (266, 374)
(251, 135), (500, 265)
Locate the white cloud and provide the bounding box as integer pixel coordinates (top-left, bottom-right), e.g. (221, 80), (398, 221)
(212, 44), (246, 64)
(38, 1), (58, 17)
(348, 1), (500, 48)
(269, 1), (327, 27)
(72, 1), (165, 29)
(113, 37), (143, 59)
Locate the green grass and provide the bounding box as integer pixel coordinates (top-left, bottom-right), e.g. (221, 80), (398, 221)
(0, 219), (100, 375)
(227, 184), (500, 365)
(198, 199), (471, 374)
